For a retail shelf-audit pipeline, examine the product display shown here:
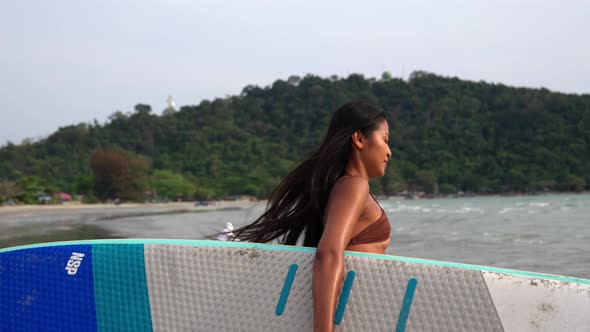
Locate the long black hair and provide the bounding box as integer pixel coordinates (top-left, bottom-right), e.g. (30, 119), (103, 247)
(232, 101), (387, 247)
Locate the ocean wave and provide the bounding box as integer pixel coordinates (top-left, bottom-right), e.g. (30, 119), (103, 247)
(386, 205), (484, 214)
(529, 202), (550, 207)
(498, 207), (526, 214)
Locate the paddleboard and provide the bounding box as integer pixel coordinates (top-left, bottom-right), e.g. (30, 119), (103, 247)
(1, 239), (589, 331)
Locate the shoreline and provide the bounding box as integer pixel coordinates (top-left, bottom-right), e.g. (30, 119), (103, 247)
(2, 190), (588, 213)
(0, 200), (263, 216)
(383, 190), (590, 200)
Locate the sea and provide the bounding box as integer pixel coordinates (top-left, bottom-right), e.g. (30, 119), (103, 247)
(1, 193), (588, 279)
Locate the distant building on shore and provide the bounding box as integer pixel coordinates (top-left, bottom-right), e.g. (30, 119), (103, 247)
(56, 192), (72, 202)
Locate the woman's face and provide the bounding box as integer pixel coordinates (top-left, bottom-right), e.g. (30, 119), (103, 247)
(363, 120), (392, 177)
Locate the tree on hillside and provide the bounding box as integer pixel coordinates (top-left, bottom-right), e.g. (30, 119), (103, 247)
(0, 180), (23, 202)
(90, 149), (150, 201)
(149, 170), (196, 201)
(15, 176), (57, 204)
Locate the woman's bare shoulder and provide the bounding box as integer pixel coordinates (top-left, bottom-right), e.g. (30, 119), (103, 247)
(320, 176), (370, 248)
(334, 175), (369, 188)
(331, 175), (369, 201)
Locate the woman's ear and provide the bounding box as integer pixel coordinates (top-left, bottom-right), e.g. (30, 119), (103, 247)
(352, 131), (364, 149)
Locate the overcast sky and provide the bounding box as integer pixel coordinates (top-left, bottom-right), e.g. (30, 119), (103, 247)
(1, 0), (588, 145)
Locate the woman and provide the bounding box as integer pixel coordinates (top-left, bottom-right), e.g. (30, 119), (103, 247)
(232, 101), (392, 332)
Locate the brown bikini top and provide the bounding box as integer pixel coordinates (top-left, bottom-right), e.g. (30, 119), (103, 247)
(349, 194), (391, 245)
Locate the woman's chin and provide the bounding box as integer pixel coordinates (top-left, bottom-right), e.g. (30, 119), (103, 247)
(370, 170), (386, 178)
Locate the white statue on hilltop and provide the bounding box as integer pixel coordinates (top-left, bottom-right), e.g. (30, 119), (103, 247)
(164, 95), (176, 115)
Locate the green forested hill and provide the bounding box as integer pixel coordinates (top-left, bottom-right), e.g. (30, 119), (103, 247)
(1, 71), (589, 202)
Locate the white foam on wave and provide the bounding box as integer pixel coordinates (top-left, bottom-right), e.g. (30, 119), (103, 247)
(387, 205), (424, 213)
(480, 232), (545, 245)
(387, 205), (484, 214)
(460, 207), (485, 214)
(498, 207), (526, 214)
(529, 202), (549, 207)
(514, 237), (545, 245)
(481, 232), (504, 243)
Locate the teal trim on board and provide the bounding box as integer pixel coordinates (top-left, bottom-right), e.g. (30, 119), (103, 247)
(2, 239), (589, 285)
(93, 244), (153, 331)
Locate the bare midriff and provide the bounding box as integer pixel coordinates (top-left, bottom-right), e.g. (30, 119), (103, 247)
(346, 238), (390, 254)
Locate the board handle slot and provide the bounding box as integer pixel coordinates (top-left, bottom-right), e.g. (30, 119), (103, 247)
(334, 270), (356, 325)
(275, 263), (299, 316)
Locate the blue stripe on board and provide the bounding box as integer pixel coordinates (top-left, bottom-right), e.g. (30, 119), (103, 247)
(93, 244), (153, 332)
(275, 264), (298, 316)
(0, 245), (97, 332)
(334, 271), (356, 325)
(396, 278), (418, 332)
(3, 239), (589, 285)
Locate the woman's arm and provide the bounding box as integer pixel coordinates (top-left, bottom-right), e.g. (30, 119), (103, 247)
(313, 177), (368, 332)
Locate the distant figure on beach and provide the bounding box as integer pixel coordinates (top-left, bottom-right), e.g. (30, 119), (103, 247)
(231, 101), (392, 331)
(216, 222), (235, 241)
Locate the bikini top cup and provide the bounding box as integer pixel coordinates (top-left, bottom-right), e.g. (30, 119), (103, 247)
(349, 193), (391, 246)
